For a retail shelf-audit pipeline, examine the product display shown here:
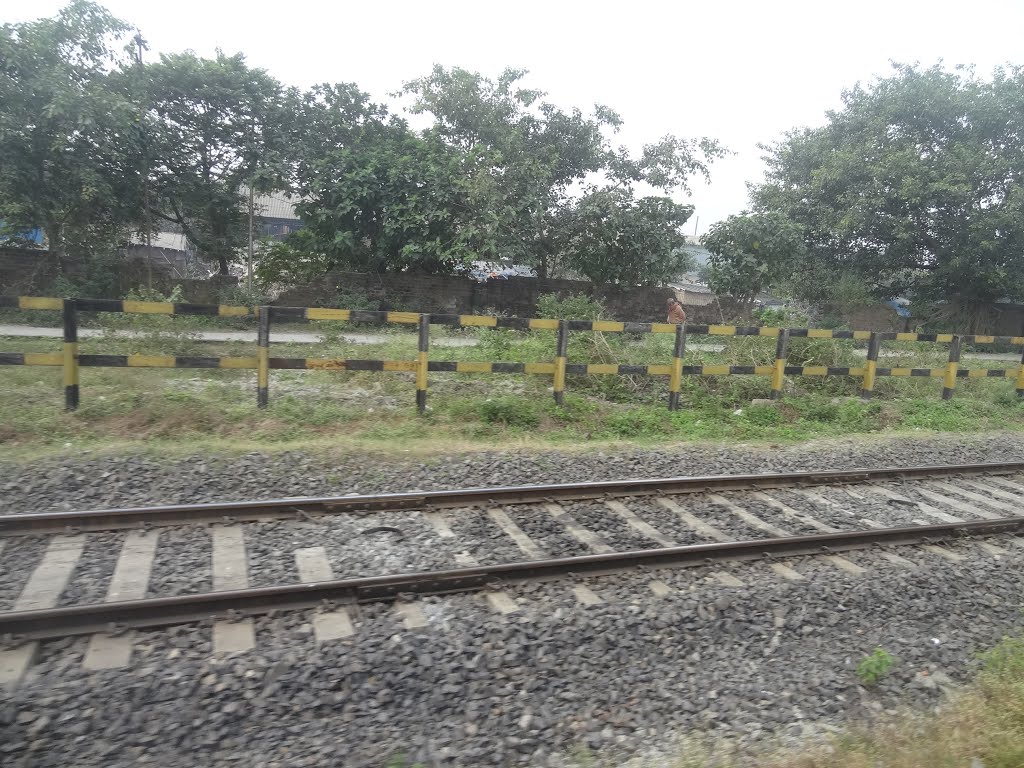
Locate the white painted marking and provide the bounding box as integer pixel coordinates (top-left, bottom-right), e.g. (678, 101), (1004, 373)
(769, 563), (804, 581)
(752, 492), (838, 532)
(211, 526), (253, 653)
(603, 500), (677, 547)
(648, 580), (673, 597)
(487, 508), (546, 559)
(656, 498), (730, 542)
(396, 602), (428, 629)
(83, 531), (159, 670)
(713, 571), (745, 587)
(707, 494), (791, 537)
(545, 503), (613, 554)
(572, 585), (604, 606)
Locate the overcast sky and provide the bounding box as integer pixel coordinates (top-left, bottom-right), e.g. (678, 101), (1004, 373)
(8, 0), (1024, 234)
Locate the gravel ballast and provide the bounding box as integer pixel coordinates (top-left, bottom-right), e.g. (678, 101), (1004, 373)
(4, 432), (1024, 767)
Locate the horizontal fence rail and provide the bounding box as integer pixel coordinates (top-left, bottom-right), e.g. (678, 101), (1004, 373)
(2, 296), (1023, 412)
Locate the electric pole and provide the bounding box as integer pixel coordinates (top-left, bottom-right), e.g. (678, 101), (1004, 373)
(134, 33), (153, 287)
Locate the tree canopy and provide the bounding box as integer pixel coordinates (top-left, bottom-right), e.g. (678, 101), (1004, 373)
(701, 212), (806, 310)
(752, 63), (1024, 325)
(0, 0), (140, 267)
(1, 3), (725, 287)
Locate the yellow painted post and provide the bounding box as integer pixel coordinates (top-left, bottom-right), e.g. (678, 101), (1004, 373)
(942, 335), (962, 401)
(770, 328), (790, 400)
(62, 299), (79, 411)
(416, 314), (429, 413)
(668, 323), (686, 411)
(860, 332), (881, 399)
(553, 319), (568, 406)
(1016, 343), (1024, 398)
(257, 306), (270, 408)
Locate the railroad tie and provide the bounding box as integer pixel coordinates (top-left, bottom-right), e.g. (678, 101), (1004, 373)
(82, 531), (160, 670)
(1, 535), (85, 687)
(211, 525), (255, 654)
(294, 547), (354, 642)
(425, 513), (521, 617)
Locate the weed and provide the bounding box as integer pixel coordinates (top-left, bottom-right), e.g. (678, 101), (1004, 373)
(856, 648), (895, 685)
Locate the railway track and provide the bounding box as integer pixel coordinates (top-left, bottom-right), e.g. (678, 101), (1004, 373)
(3, 461), (1024, 685)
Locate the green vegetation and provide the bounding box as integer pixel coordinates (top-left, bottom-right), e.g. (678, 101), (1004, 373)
(753, 63), (1024, 331)
(2, 291), (1023, 458)
(855, 648), (896, 686)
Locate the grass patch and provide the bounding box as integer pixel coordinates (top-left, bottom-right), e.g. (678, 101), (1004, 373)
(2, 318), (1024, 459)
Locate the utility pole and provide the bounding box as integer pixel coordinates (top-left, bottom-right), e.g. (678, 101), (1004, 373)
(247, 184), (254, 295)
(134, 33), (153, 288)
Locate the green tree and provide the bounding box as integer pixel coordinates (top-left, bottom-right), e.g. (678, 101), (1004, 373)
(272, 82), (484, 280)
(752, 63), (1024, 330)
(0, 1), (140, 269)
(558, 189), (695, 284)
(701, 212), (806, 311)
(399, 66), (725, 280)
(142, 50), (289, 274)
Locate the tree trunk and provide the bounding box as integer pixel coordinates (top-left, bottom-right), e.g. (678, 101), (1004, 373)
(217, 253), (229, 275)
(45, 222), (68, 274)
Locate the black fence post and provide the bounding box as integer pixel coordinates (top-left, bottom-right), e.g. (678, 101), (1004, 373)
(62, 299), (79, 411)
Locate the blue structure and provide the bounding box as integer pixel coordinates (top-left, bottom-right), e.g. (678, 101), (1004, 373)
(0, 221), (44, 245)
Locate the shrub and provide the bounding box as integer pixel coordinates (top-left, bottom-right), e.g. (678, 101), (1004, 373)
(478, 397), (541, 428)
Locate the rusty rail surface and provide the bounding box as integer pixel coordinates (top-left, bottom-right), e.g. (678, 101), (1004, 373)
(3, 516), (1023, 641)
(3, 460), (1024, 536)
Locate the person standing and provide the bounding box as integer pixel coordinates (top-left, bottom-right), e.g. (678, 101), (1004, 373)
(666, 297), (686, 324)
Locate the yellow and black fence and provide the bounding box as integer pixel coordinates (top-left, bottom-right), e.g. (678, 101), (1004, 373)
(3, 295), (1024, 413)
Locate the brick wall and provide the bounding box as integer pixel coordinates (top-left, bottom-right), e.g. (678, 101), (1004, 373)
(274, 271), (684, 323)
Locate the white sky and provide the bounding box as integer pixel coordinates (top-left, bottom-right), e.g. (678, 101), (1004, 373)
(7, 0), (1024, 234)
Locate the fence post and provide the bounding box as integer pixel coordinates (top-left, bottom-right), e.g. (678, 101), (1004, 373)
(770, 328), (790, 401)
(62, 299), (79, 411)
(257, 306), (270, 408)
(1016, 343), (1024, 398)
(861, 332), (880, 400)
(668, 323), (686, 411)
(942, 335), (962, 401)
(416, 314), (430, 413)
(553, 319), (568, 406)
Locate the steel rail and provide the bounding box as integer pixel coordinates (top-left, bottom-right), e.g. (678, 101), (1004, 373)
(3, 516), (1023, 641)
(3, 461), (1024, 536)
